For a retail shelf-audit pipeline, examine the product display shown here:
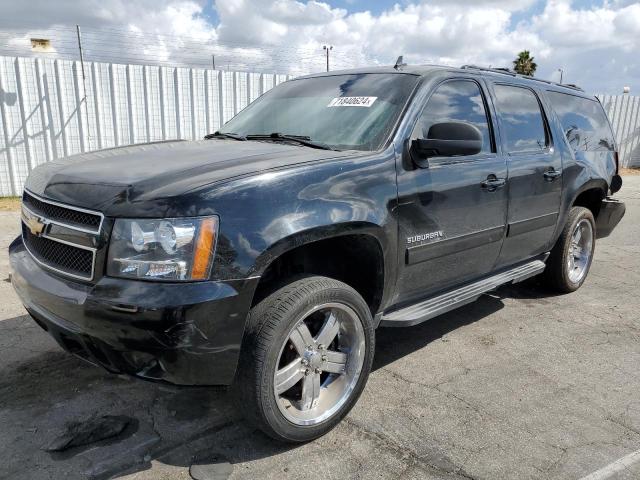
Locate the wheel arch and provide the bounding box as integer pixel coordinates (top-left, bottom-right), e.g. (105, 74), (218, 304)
(250, 223), (389, 316)
(570, 179), (608, 219)
(549, 172), (607, 251)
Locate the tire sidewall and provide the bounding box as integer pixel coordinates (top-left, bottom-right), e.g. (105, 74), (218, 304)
(254, 278), (375, 442)
(560, 207), (596, 291)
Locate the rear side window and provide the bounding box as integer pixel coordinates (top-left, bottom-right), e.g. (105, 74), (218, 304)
(546, 91), (615, 152)
(413, 80), (493, 154)
(494, 85), (547, 154)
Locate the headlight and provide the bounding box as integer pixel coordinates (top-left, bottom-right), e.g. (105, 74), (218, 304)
(107, 216), (218, 281)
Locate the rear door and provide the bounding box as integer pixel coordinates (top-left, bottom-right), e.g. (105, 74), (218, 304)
(489, 83), (563, 267)
(394, 78), (508, 305)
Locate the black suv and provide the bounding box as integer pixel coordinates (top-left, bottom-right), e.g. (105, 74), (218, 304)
(9, 65), (625, 442)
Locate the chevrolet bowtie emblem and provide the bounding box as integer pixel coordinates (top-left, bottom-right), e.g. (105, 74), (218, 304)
(23, 211), (46, 236)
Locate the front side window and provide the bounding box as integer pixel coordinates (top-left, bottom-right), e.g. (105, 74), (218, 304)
(412, 80), (493, 154)
(546, 91), (615, 152)
(219, 73), (419, 151)
(494, 85), (548, 154)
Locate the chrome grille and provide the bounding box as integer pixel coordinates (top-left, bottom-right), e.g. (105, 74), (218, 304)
(22, 224), (95, 279)
(21, 192), (102, 281)
(22, 190), (103, 233)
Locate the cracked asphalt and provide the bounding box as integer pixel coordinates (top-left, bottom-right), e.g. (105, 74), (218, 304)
(1, 176), (639, 480)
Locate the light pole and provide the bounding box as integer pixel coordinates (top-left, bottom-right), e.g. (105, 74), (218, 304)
(76, 25), (91, 149)
(557, 68), (564, 84)
(323, 45), (333, 72)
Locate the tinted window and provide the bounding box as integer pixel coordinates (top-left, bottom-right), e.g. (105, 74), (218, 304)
(494, 85), (547, 154)
(413, 80), (493, 154)
(220, 73), (419, 151)
(547, 92), (615, 152)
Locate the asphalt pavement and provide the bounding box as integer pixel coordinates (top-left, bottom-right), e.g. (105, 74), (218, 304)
(1, 176), (639, 480)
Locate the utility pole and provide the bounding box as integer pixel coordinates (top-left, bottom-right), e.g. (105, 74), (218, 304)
(212, 55), (215, 70)
(323, 45), (333, 72)
(76, 25), (91, 149)
(557, 68), (564, 84)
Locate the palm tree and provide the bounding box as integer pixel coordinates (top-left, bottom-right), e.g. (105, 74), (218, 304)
(513, 50), (538, 76)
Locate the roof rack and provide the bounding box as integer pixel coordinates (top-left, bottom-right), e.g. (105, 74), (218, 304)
(460, 65), (584, 92)
(460, 65), (517, 76)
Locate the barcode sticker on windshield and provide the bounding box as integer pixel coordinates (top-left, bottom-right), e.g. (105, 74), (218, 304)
(327, 96), (377, 107)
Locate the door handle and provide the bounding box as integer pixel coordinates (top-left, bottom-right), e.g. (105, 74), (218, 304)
(543, 168), (562, 181)
(481, 175), (506, 192)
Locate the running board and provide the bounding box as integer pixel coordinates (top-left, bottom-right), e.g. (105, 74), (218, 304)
(380, 259), (546, 328)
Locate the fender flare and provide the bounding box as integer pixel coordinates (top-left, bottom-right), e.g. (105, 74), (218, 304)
(250, 221), (389, 278)
(247, 221), (394, 316)
(569, 178), (608, 207)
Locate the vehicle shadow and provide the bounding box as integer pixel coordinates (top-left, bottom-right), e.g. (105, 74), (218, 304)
(373, 292), (505, 372)
(373, 277), (566, 372)
(0, 280), (561, 479)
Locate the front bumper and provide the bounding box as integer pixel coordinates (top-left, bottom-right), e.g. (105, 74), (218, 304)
(9, 236), (259, 385)
(595, 197), (626, 239)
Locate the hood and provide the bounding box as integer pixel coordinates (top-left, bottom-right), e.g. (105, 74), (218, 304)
(25, 139), (358, 211)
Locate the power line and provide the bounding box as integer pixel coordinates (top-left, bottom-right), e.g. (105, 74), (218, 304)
(0, 25), (381, 76)
(0, 23), (339, 57)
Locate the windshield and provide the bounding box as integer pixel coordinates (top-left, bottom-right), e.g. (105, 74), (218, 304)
(219, 73), (419, 151)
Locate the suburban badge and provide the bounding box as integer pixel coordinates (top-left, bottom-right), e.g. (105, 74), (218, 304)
(407, 231), (444, 244)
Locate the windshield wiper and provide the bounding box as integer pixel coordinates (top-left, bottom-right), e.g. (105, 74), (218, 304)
(204, 131), (247, 141)
(246, 133), (335, 151)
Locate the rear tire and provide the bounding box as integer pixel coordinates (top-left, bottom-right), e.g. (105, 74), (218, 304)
(543, 206), (595, 293)
(236, 276), (375, 443)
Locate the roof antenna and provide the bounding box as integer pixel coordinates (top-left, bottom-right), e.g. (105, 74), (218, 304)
(393, 55), (406, 70)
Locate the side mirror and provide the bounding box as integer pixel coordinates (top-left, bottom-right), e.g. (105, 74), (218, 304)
(411, 122), (483, 166)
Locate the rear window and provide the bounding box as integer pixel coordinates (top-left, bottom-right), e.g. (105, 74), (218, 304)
(493, 85), (548, 154)
(547, 91), (615, 152)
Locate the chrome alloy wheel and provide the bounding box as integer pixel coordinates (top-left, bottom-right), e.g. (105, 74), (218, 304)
(567, 218), (593, 283)
(273, 302), (366, 426)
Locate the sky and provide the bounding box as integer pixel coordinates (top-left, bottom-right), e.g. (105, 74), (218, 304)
(0, 0), (638, 94)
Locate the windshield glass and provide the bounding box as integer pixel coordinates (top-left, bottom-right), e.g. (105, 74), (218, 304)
(219, 73), (419, 151)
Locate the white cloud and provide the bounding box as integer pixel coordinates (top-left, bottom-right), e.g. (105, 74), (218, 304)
(527, 0), (639, 92)
(0, 0), (637, 94)
(532, 0), (617, 48)
(265, 1), (343, 25)
(210, 0), (637, 92)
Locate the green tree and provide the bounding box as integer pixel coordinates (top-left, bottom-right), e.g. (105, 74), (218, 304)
(512, 50), (538, 76)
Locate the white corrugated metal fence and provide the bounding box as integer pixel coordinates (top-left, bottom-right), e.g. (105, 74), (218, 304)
(0, 55), (291, 196)
(1, 55), (639, 197)
(597, 94), (640, 169)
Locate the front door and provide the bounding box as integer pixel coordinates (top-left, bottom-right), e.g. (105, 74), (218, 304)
(488, 83), (563, 268)
(394, 78), (508, 306)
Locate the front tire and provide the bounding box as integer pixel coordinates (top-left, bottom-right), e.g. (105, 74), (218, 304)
(543, 206), (596, 293)
(236, 276), (375, 442)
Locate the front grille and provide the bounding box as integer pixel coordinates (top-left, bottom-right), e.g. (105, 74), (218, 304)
(20, 192), (101, 281)
(22, 224), (94, 280)
(23, 190), (102, 232)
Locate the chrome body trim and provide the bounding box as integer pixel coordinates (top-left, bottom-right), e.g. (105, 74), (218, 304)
(23, 189), (104, 234)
